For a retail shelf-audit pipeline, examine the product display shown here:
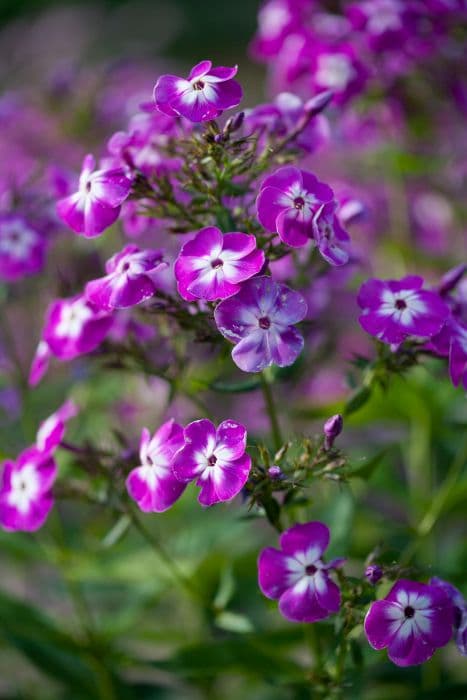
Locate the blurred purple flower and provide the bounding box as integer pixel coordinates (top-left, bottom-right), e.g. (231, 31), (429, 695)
(0, 448), (57, 532)
(0, 214), (46, 282)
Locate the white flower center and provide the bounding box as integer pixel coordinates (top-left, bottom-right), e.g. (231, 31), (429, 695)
(316, 54), (355, 90)
(55, 300), (94, 339)
(9, 464), (40, 514)
(0, 221), (38, 260)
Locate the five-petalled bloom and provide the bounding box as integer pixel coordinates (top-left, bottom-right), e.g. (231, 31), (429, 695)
(57, 154), (132, 238)
(0, 214), (46, 282)
(214, 275), (307, 372)
(42, 294), (113, 360)
(358, 276), (449, 345)
(154, 60), (242, 123)
(364, 579), (454, 666)
(0, 448), (57, 532)
(257, 166), (334, 248)
(174, 226), (265, 301)
(312, 202), (350, 266)
(126, 420), (186, 513)
(171, 419), (251, 506)
(35, 399), (78, 455)
(258, 521), (344, 623)
(85, 245), (166, 311)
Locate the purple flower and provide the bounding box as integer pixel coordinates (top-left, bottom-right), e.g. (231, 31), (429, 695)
(171, 419), (251, 506)
(364, 579), (454, 666)
(35, 400), (78, 456)
(0, 448), (57, 532)
(258, 521), (344, 623)
(0, 214), (46, 282)
(312, 202), (350, 266)
(56, 154), (132, 238)
(430, 577), (467, 657)
(154, 60), (242, 123)
(174, 227), (265, 302)
(42, 294), (113, 361)
(85, 245), (166, 311)
(257, 166), (334, 248)
(28, 341), (52, 387)
(309, 43), (369, 106)
(358, 276), (449, 345)
(214, 276), (307, 373)
(244, 92), (330, 154)
(126, 420), (186, 513)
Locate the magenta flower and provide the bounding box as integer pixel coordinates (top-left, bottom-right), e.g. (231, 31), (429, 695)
(35, 400), (78, 455)
(56, 154), (132, 238)
(214, 276), (307, 372)
(358, 276), (449, 345)
(257, 166), (334, 248)
(0, 448), (57, 532)
(85, 245), (166, 311)
(312, 202), (350, 266)
(258, 521), (344, 623)
(0, 214), (46, 282)
(171, 419), (251, 506)
(364, 579), (454, 666)
(126, 420), (186, 513)
(430, 577), (467, 657)
(309, 43), (369, 106)
(154, 60), (242, 123)
(174, 227), (265, 301)
(28, 341), (52, 387)
(42, 294), (113, 361)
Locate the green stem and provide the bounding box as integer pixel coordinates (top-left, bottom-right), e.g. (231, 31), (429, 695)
(260, 372), (283, 452)
(124, 500), (205, 605)
(400, 436), (467, 566)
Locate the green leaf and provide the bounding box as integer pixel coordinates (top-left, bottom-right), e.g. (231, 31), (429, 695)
(151, 637), (304, 682)
(344, 386), (372, 416)
(210, 377), (261, 393)
(215, 611), (254, 634)
(0, 589), (100, 695)
(346, 449), (390, 481)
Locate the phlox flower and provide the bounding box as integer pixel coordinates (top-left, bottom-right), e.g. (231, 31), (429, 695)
(126, 420), (186, 513)
(171, 419), (251, 506)
(85, 245), (166, 311)
(35, 400), (78, 456)
(0, 214), (46, 282)
(0, 448), (57, 532)
(364, 579), (454, 666)
(257, 166), (334, 248)
(430, 577), (467, 657)
(42, 294), (113, 361)
(214, 275), (307, 373)
(358, 276), (449, 345)
(57, 154), (132, 238)
(258, 521), (344, 623)
(312, 201), (350, 266)
(174, 226), (265, 301)
(309, 43), (369, 106)
(154, 60), (242, 122)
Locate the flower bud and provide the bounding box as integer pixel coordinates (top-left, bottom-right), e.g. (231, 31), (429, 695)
(268, 465), (284, 480)
(304, 90), (334, 117)
(438, 263), (466, 296)
(323, 414), (343, 449)
(365, 564), (383, 585)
